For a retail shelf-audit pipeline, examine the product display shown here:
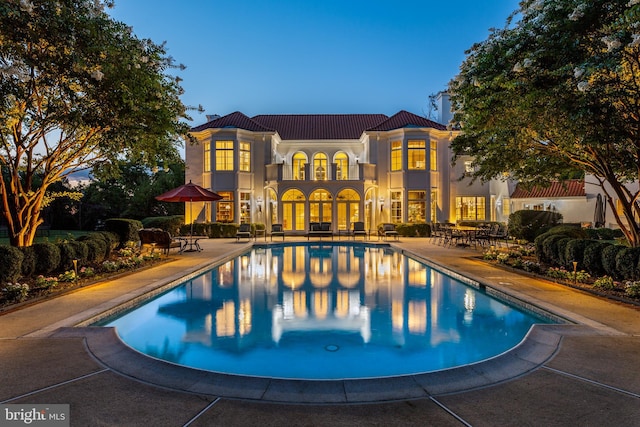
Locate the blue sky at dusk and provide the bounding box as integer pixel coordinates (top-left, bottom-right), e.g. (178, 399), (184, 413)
(109, 1), (520, 126)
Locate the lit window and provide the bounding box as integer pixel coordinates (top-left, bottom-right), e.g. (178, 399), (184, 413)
(455, 196), (486, 221)
(293, 152), (306, 180)
(216, 191), (234, 222)
(391, 141), (402, 171)
(502, 197), (511, 216)
(203, 142), (211, 173)
(239, 142), (250, 172)
(391, 191), (402, 223)
(335, 152), (348, 180)
(215, 141), (234, 171)
(430, 140), (437, 171)
(408, 140), (426, 170)
(314, 153), (327, 180)
(408, 190), (426, 223)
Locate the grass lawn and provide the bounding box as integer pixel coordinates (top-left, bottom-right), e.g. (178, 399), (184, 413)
(0, 230), (89, 246)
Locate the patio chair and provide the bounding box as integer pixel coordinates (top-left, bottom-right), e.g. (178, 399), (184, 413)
(271, 223), (285, 241)
(235, 223), (252, 242)
(352, 221), (367, 240)
(379, 223), (399, 241)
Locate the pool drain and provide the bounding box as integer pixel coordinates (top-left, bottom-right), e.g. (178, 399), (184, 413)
(325, 344), (339, 352)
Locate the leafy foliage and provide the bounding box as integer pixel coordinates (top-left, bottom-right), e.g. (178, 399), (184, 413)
(0, 0), (191, 246)
(508, 210), (562, 242)
(449, 0), (640, 246)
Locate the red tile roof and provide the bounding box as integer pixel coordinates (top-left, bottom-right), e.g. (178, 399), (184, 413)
(510, 180), (586, 198)
(190, 111), (444, 139)
(252, 114), (388, 140)
(190, 111), (274, 133)
(367, 110), (447, 132)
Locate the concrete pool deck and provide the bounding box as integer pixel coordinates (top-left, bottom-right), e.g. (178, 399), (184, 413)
(1, 237), (639, 426)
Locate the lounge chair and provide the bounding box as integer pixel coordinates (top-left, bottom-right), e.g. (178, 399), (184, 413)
(235, 223), (252, 241)
(308, 222), (333, 240)
(379, 223), (399, 241)
(271, 223), (285, 241)
(352, 221), (367, 240)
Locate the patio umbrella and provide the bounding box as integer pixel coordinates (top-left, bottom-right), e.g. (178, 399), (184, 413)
(594, 193), (606, 228)
(155, 180), (223, 235)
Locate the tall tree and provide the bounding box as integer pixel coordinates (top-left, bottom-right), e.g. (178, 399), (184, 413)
(0, 0), (189, 246)
(448, 0), (640, 245)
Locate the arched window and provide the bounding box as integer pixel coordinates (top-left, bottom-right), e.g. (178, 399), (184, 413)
(313, 153), (327, 180)
(336, 188), (360, 231)
(293, 152), (306, 180)
(309, 189), (332, 223)
(335, 152), (348, 180)
(282, 189), (306, 231)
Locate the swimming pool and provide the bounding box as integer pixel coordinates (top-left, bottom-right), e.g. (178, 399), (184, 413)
(102, 242), (549, 380)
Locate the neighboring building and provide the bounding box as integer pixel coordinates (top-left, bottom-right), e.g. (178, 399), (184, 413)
(185, 93), (512, 233)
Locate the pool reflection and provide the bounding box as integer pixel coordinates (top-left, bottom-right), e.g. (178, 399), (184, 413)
(106, 243), (545, 378)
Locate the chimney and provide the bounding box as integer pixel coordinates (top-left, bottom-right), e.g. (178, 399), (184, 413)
(435, 92), (452, 125)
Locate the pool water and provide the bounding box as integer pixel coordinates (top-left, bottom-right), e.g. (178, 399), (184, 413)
(102, 243), (548, 380)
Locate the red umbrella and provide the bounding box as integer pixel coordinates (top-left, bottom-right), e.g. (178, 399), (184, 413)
(155, 180), (223, 235)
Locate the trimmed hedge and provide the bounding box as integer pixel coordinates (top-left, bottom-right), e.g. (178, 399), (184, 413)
(615, 247), (640, 281)
(0, 246), (24, 282)
(105, 218), (143, 247)
(141, 215), (184, 234)
(556, 237), (573, 267)
(508, 210), (563, 242)
(583, 241), (610, 276)
(602, 245), (626, 279)
(19, 246), (37, 278)
(31, 242), (61, 275)
(396, 223), (431, 237)
(564, 239), (594, 271)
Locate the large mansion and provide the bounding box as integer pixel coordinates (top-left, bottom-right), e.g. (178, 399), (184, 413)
(185, 93), (607, 233)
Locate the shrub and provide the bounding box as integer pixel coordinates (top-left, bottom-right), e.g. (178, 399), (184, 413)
(625, 281), (640, 298)
(602, 245), (626, 279)
(19, 246), (37, 278)
(0, 245), (25, 282)
(508, 210), (563, 242)
(615, 247), (640, 280)
(583, 241), (611, 276)
(31, 242), (61, 275)
(585, 227), (624, 241)
(556, 237), (573, 267)
(105, 218), (143, 247)
(593, 276), (615, 290)
(56, 242), (77, 272)
(84, 238), (107, 263)
(141, 215), (184, 234)
(540, 234), (569, 265)
(95, 231), (119, 256)
(68, 241), (89, 266)
(396, 223), (431, 237)
(2, 282), (29, 302)
(564, 239), (594, 271)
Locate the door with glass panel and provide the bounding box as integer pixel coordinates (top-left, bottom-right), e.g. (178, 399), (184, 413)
(282, 189), (306, 231)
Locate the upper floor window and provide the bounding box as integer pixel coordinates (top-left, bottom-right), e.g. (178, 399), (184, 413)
(215, 141), (234, 171)
(239, 142), (251, 172)
(391, 141), (402, 171)
(430, 140), (437, 171)
(335, 152), (348, 180)
(314, 152), (327, 180)
(293, 152), (306, 180)
(408, 140), (426, 170)
(203, 142), (211, 172)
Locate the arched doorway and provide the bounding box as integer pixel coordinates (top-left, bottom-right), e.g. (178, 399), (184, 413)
(292, 152), (307, 180)
(282, 189), (306, 231)
(336, 188), (360, 232)
(334, 152), (348, 180)
(313, 153), (327, 180)
(309, 189), (332, 224)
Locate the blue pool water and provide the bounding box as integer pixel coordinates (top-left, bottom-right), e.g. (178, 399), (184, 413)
(102, 242), (548, 380)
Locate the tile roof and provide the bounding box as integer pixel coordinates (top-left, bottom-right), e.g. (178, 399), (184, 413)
(252, 114), (388, 140)
(367, 110), (447, 132)
(190, 110), (445, 139)
(510, 179), (586, 199)
(190, 111), (274, 133)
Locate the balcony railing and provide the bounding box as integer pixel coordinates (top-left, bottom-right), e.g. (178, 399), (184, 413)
(266, 163), (376, 182)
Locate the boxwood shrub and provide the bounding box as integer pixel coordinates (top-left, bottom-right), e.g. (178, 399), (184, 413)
(31, 242), (61, 275)
(508, 210), (563, 242)
(0, 245), (24, 282)
(105, 218), (143, 247)
(564, 239), (594, 271)
(602, 245), (626, 279)
(556, 237), (573, 267)
(583, 241), (611, 276)
(615, 247), (640, 280)
(19, 246), (38, 278)
(141, 215), (184, 234)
